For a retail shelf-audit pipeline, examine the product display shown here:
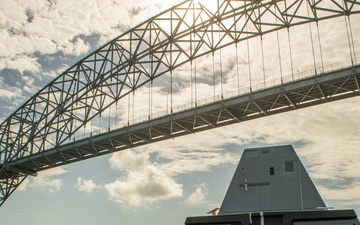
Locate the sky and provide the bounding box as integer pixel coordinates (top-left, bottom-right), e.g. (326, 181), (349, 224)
(1, 0), (360, 225)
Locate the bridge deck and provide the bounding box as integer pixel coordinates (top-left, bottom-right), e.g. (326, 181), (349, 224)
(1, 65), (360, 179)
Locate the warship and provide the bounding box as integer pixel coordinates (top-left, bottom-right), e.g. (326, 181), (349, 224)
(185, 145), (359, 225)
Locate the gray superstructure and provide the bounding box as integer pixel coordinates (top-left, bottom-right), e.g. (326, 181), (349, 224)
(185, 145), (360, 225)
(219, 145), (325, 214)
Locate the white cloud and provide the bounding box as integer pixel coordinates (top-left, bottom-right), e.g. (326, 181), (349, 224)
(186, 184), (208, 207)
(17, 177), (30, 192)
(318, 182), (360, 207)
(105, 165), (183, 211)
(18, 167), (68, 193)
(0, 0), (182, 75)
(109, 150), (149, 171)
(0, 84), (23, 100)
(0, 56), (40, 75)
(105, 150), (183, 211)
(156, 143), (239, 176)
(76, 177), (99, 193)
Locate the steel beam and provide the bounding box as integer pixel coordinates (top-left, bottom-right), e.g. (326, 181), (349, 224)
(1, 65), (359, 178)
(1, 0), (360, 206)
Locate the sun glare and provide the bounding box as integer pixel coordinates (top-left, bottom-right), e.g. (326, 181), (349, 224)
(194, 0), (220, 14)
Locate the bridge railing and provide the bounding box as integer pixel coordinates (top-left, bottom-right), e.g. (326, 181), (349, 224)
(74, 57), (359, 141)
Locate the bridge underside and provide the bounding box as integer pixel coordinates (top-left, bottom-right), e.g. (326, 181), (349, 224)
(1, 0), (360, 207)
(2, 65), (359, 179)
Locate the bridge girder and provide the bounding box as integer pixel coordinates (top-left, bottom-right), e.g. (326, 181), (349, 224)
(3, 65), (360, 179)
(1, 0), (360, 206)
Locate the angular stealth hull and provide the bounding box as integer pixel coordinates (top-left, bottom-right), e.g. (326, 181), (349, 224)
(185, 145), (359, 225)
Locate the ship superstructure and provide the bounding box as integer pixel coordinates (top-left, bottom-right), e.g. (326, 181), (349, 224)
(185, 145), (359, 225)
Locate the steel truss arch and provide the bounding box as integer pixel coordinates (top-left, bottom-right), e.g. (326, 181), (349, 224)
(1, 0), (360, 206)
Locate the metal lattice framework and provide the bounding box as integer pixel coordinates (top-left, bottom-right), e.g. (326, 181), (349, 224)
(1, 0), (360, 206)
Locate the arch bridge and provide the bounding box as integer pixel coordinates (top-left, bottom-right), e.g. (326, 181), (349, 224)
(1, 0), (360, 206)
